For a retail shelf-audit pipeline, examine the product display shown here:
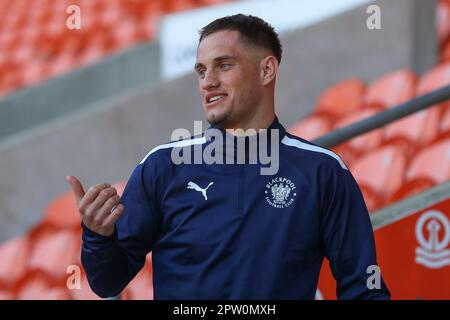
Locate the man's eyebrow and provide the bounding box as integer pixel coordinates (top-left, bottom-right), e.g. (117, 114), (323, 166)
(194, 62), (204, 72)
(194, 55), (237, 71)
(213, 55), (237, 62)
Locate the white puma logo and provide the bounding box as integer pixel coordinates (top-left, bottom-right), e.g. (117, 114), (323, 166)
(187, 181), (214, 200)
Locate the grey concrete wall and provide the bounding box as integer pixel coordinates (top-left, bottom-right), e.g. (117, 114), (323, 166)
(0, 0), (439, 241)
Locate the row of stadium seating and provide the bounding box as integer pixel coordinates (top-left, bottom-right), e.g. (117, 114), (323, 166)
(0, 0), (232, 97)
(0, 181), (154, 299)
(0, 0), (447, 99)
(288, 63), (450, 211)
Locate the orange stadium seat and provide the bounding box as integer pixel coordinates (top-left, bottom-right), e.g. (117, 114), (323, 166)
(97, 0), (122, 25)
(405, 138), (450, 185)
(112, 20), (141, 51)
(437, 0), (450, 45)
(439, 106), (450, 139)
(384, 108), (441, 152)
(0, 290), (14, 300)
(76, 33), (110, 68)
(440, 38), (450, 62)
(0, 78), (14, 97)
(136, 1), (163, 40)
(357, 183), (384, 213)
(11, 41), (35, 66)
(27, 227), (82, 281)
(0, 64), (23, 96)
(21, 24), (41, 47)
(416, 62), (450, 110)
(364, 69), (417, 109)
(21, 61), (49, 87)
(390, 62), (450, 150)
(14, 271), (72, 300)
(42, 191), (82, 230)
(386, 126), (450, 206)
(0, 25), (17, 48)
(351, 144), (407, 205)
(333, 108), (384, 156)
(48, 52), (77, 78)
(315, 78), (366, 119)
(331, 144), (358, 171)
(163, 0), (198, 13)
(387, 177), (436, 205)
(288, 114), (332, 141)
(0, 236), (30, 289)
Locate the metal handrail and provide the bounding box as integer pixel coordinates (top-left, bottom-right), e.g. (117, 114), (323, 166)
(312, 84), (450, 148)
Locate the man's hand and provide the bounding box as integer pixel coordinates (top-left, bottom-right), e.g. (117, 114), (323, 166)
(66, 175), (124, 236)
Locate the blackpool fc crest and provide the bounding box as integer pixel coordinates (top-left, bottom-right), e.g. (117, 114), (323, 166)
(265, 177), (297, 208)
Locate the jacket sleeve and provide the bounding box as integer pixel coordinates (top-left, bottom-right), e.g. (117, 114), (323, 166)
(81, 159), (161, 298)
(320, 161), (391, 300)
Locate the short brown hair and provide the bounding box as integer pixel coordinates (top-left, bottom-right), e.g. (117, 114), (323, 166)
(199, 14), (282, 64)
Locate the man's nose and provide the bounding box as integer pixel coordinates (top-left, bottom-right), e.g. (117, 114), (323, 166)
(201, 70), (220, 90)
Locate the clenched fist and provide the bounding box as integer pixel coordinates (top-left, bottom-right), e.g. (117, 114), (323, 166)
(66, 175), (124, 236)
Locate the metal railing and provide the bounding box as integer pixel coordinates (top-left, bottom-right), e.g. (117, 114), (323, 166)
(312, 84), (450, 148)
(310, 83), (450, 239)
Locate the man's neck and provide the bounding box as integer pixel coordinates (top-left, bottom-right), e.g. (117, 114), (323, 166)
(223, 112), (276, 137)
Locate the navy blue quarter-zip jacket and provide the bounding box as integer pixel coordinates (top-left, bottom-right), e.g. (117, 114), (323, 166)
(81, 116), (390, 299)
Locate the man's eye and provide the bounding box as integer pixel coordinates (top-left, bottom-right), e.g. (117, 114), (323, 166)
(197, 70), (205, 77)
(220, 64), (231, 70)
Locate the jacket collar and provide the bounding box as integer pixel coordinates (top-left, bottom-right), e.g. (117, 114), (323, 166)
(206, 115), (286, 143)
(203, 116), (286, 163)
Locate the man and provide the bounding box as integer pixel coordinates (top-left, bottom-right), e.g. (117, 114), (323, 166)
(67, 14), (390, 299)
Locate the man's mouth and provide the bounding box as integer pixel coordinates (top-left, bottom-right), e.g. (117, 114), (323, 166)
(206, 94), (227, 106)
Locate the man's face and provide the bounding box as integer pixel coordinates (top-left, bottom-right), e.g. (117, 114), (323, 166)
(195, 30), (264, 128)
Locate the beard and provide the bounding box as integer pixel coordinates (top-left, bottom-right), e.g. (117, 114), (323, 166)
(206, 108), (233, 127)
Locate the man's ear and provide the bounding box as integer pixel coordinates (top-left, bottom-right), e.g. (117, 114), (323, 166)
(260, 56), (278, 86)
